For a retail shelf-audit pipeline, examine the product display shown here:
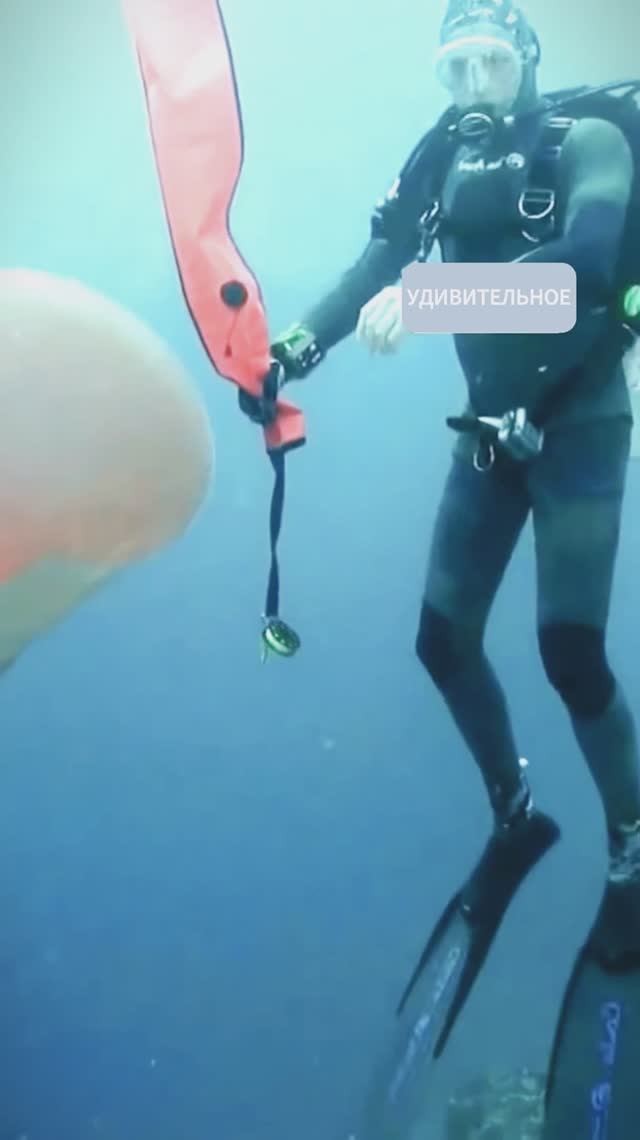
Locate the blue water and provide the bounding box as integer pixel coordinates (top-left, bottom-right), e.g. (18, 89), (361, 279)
(2, 1), (640, 1137)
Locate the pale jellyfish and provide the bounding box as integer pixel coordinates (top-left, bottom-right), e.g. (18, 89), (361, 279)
(0, 268), (213, 666)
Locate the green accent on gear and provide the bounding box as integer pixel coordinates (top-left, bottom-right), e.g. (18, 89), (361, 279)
(261, 617), (301, 660)
(623, 284), (640, 320)
(278, 324), (310, 351)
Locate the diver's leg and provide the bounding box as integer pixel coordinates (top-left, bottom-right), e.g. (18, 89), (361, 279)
(416, 442), (531, 822)
(536, 417), (640, 1136)
(396, 442), (558, 1062)
(531, 415), (640, 837)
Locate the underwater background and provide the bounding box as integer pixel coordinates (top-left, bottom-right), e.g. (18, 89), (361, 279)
(2, 0), (640, 1136)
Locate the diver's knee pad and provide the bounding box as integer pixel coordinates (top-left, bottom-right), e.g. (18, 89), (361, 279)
(538, 622), (615, 718)
(415, 602), (471, 686)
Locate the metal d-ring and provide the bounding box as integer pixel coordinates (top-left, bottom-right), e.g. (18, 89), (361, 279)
(518, 187), (555, 244)
(473, 440), (495, 472)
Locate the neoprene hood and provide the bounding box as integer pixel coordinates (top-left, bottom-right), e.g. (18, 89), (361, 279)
(438, 0), (541, 111)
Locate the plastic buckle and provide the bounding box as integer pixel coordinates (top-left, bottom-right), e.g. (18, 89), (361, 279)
(547, 115), (576, 131)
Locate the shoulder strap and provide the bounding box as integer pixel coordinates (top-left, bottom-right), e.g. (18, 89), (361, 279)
(523, 81), (640, 218)
(517, 114), (575, 241)
(526, 85), (640, 423)
(370, 107), (459, 257)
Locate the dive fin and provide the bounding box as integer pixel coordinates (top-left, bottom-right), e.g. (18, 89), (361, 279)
(357, 902), (472, 1138)
(399, 809), (560, 1059)
(543, 880), (640, 1139)
(353, 810), (559, 1139)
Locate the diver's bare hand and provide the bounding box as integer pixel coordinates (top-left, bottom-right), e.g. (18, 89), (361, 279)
(355, 285), (408, 354)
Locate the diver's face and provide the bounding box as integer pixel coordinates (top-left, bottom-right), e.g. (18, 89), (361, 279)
(437, 41), (523, 115)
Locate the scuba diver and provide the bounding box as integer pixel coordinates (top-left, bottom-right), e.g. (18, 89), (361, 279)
(237, 0), (640, 1133)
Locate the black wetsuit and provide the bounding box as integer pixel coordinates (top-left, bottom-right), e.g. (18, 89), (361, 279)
(301, 107), (640, 828)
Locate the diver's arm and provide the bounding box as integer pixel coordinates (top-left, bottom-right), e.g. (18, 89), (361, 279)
(299, 236), (410, 350)
(271, 154), (431, 377)
(267, 120), (445, 381)
(296, 128), (441, 354)
(514, 117), (633, 297)
(270, 235), (418, 381)
(266, 236), (409, 383)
